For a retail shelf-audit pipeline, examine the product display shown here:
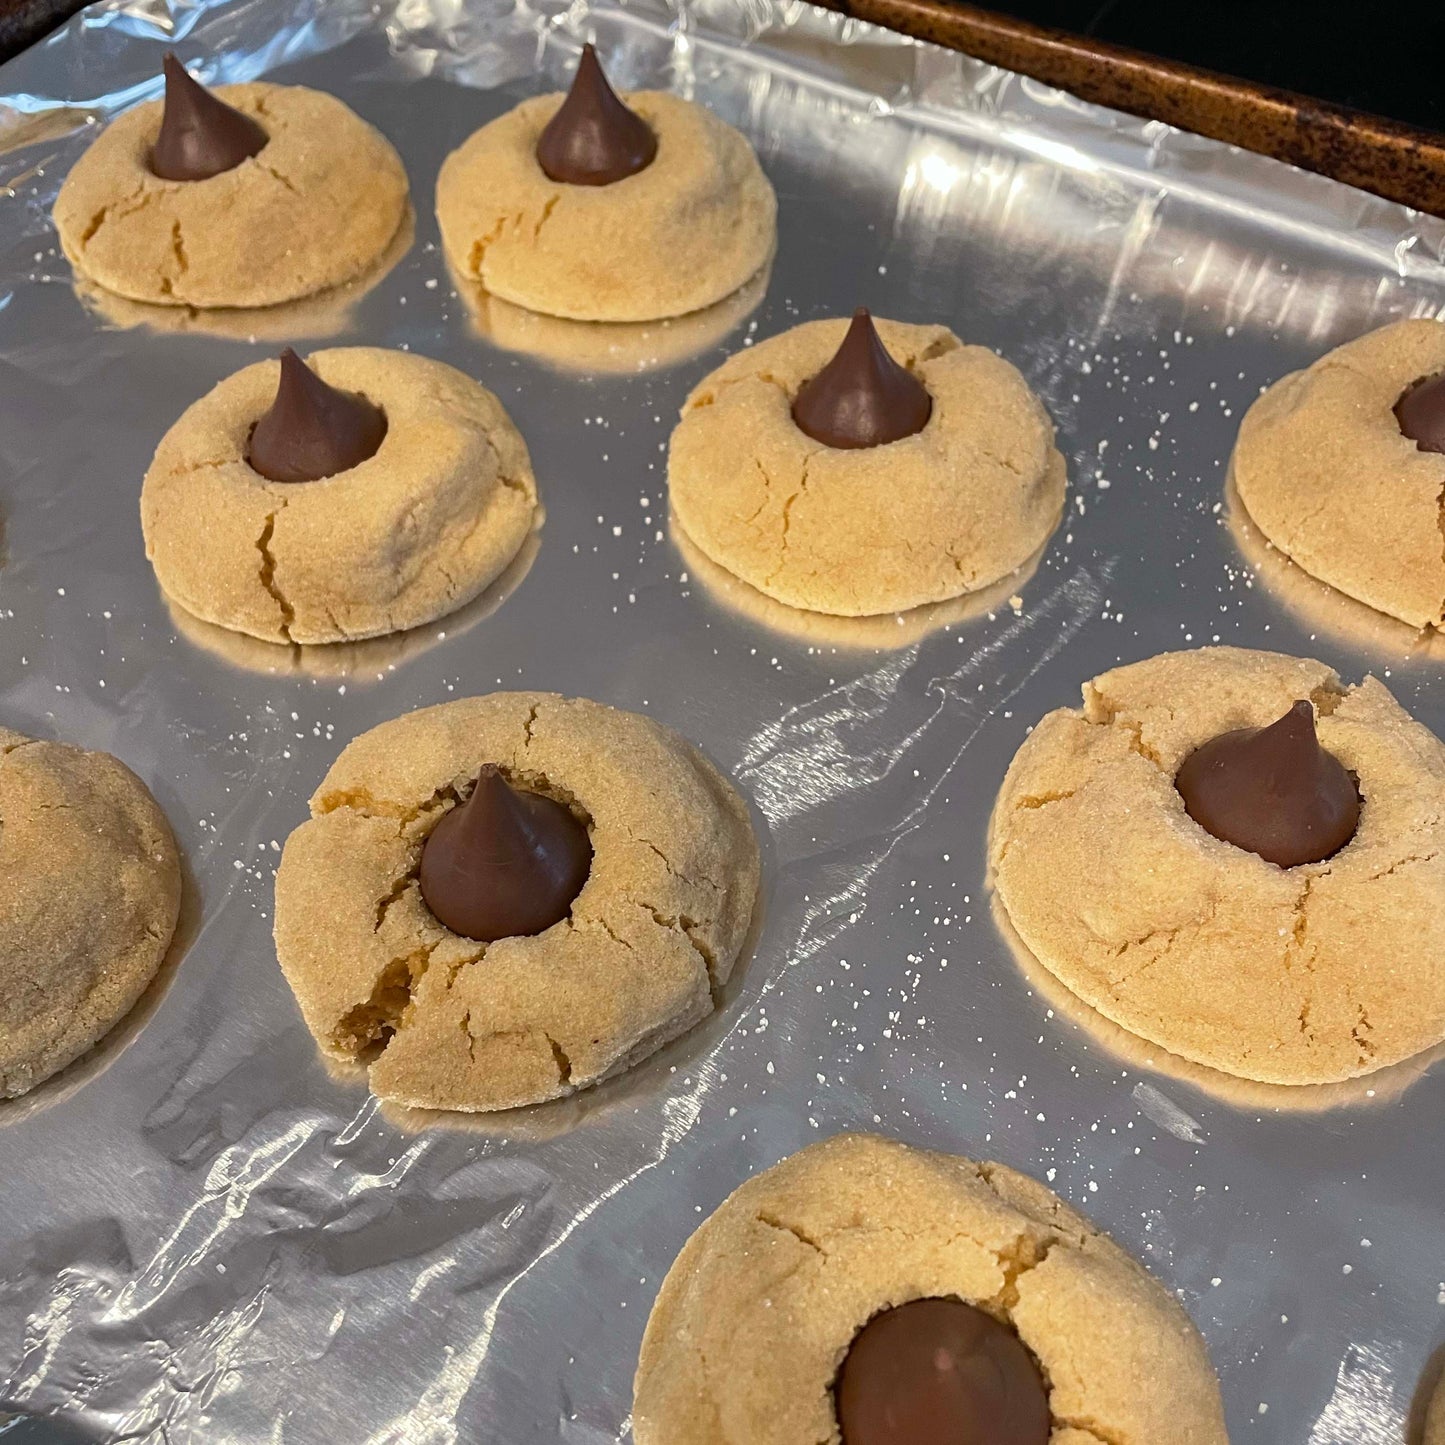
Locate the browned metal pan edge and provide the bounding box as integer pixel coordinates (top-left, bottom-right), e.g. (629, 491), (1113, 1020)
(812, 0), (1445, 219)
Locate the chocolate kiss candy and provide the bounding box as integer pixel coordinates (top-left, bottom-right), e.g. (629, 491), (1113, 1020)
(536, 43), (657, 186)
(419, 766), (593, 943)
(1175, 700), (1360, 868)
(835, 1298), (1051, 1445)
(151, 53), (268, 183)
(246, 349), (388, 484)
(791, 309), (933, 449)
(1395, 372), (1445, 455)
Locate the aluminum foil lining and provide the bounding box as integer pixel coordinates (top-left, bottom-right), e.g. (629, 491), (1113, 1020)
(1, 0), (1443, 1440)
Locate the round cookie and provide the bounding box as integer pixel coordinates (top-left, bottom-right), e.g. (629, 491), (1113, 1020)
(668, 316), (1066, 616)
(633, 1133), (1226, 1445)
(990, 646), (1445, 1084)
(0, 728), (181, 1099)
(54, 78), (408, 308)
(272, 693), (760, 1112)
(436, 77), (775, 322)
(141, 347), (538, 645)
(1232, 318), (1445, 629)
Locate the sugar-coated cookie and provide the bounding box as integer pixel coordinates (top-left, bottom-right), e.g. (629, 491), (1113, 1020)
(142, 347), (537, 646)
(55, 62), (408, 308)
(273, 693), (759, 1112)
(436, 46), (774, 322)
(0, 728), (181, 1098)
(990, 646), (1445, 1084)
(1232, 318), (1445, 629)
(634, 1133), (1226, 1445)
(669, 312), (1065, 617)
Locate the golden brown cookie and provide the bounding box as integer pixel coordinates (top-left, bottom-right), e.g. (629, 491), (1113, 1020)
(990, 646), (1445, 1085)
(1232, 318), (1445, 629)
(142, 347), (537, 645)
(634, 1133), (1226, 1445)
(54, 82), (408, 308)
(668, 316), (1065, 616)
(1426, 1366), (1445, 1445)
(273, 693), (759, 1112)
(0, 727), (181, 1099)
(436, 89), (775, 322)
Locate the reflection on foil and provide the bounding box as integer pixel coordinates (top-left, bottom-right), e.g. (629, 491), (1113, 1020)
(0, 106), (100, 158)
(1130, 1081), (1207, 1145)
(1308, 1341), (1408, 1445)
(452, 253), (772, 374)
(1224, 471), (1445, 666)
(72, 206), (415, 340)
(161, 525), (541, 681)
(672, 516), (1044, 650)
(992, 896), (1443, 1113)
(736, 563), (1109, 831)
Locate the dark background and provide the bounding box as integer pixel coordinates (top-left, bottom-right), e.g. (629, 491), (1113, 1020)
(1010, 0), (1445, 132)
(3, 0), (1444, 135)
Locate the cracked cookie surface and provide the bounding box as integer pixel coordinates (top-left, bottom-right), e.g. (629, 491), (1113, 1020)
(54, 82), (408, 309)
(668, 317), (1066, 617)
(633, 1133), (1225, 1445)
(0, 727), (181, 1099)
(142, 348), (537, 646)
(272, 693), (760, 1112)
(1232, 318), (1445, 630)
(435, 90), (775, 322)
(990, 646), (1445, 1084)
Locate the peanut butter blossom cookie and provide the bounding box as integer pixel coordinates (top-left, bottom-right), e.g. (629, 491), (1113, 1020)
(990, 646), (1445, 1084)
(142, 347), (537, 645)
(436, 44), (776, 321)
(273, 693), (759, 1112)
(669, 310), (1066, 616)
(55, 54), (408, 308)
(633, 1134), (1226, 1445)
(1233, 318), (1445, 629)
(0, 728), (181, 1098)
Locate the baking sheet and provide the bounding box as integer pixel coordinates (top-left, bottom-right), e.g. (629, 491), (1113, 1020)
(2, 0), (1444, 1440)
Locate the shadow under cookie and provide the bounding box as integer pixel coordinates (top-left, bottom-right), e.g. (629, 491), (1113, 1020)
(673, 514), (1046, 650)
(1225, 470), (1445, 665)
(452, 252), (771, 375)
(160, 523), (540, 682)
(71, 205), (414, 342)
(991, 896), (1441, 1114)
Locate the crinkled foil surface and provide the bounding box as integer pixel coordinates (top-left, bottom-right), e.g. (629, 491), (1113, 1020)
(1, 0), (1444, 1440)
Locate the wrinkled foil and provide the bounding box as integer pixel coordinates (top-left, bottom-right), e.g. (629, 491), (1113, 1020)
(2, 0), (1444, 1440)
